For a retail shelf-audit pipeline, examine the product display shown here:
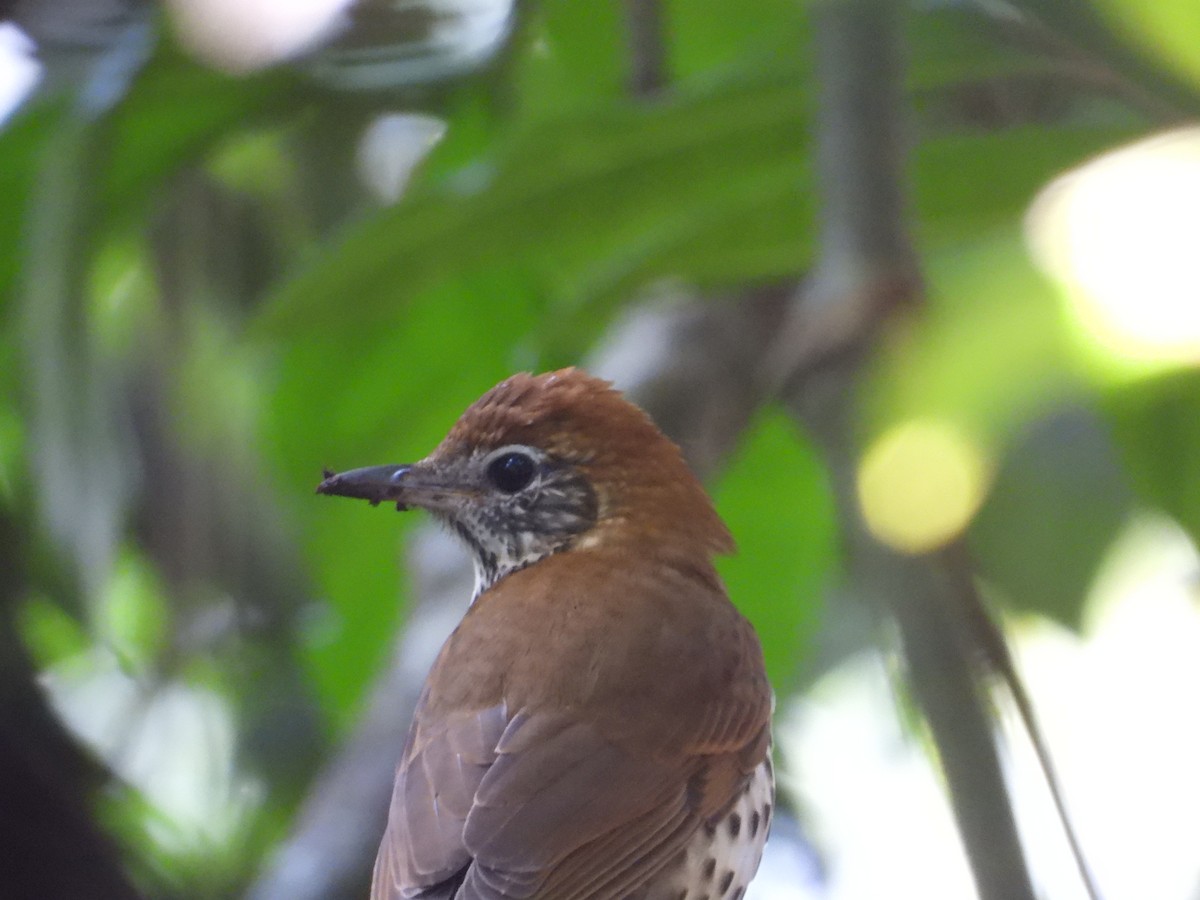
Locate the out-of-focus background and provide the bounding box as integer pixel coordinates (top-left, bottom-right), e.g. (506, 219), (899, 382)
(2, 1), (1199, 898)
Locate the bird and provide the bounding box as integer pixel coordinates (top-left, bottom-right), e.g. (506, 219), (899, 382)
(317, 368), (774, 900)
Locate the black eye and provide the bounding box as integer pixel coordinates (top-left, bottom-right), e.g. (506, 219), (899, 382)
(486, 452), (536, 493)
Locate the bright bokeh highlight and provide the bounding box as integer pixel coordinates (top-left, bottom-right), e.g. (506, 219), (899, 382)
(0, 23), (41, 125)
(43, 651), (261, 853)
(357, 113), (448, 203)
(1006, 515), (1200, 900)
(857, 419), (990, 554)
(1027, 128), (1200, 370)
(781, 650), (978, 899)
(165, 0), (352, 72)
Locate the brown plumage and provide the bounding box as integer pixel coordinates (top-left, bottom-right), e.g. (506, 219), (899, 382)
(318, 369), (773, 900)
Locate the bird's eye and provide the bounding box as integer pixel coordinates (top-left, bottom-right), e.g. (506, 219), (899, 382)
(486, 451), (537, 493)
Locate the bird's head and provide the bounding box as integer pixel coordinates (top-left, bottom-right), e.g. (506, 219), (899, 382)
(317, 368), (732, 594)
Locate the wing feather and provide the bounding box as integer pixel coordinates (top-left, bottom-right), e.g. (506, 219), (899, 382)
(374, 706), (765, 899)
(371, 553), (772, 900)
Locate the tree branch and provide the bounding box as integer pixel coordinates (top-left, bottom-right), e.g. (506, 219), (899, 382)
(773, 3), (1037, 899)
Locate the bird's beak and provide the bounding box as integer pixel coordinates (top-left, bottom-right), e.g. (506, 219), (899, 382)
(317, 465), (414, 510)
(317, 463), (467, 512)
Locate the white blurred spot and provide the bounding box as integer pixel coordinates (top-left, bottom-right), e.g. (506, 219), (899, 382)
(165, 0), (352, 73)
(0, 23), (42, 126)
(357, 112), (447, 203)
(781, 651), (976, 900)
(1006, 514), (1200, 900)
(781, 513), (1200, 900)
(1027, 128), (1200, 369)
(42, 649), (261, 853)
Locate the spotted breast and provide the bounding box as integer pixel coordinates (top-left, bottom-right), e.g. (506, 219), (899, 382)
(642, 756), (774, 900)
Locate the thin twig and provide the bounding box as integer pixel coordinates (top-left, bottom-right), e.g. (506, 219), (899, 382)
(940, 542), (1103, 900)
(622, 0), (669, 98)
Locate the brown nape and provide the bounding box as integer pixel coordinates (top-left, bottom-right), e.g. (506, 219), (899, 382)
(437, 368), (735, 557)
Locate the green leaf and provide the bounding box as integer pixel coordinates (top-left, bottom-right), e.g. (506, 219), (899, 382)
(669, 0), (808, 83)
(98, 47), (298, 223)
(714, 408), (837, 688)
(0, 102), (64, 312)
(514, 1), (627, 120)
(1105, 370), (1200, 548)
(1, 40), (298, 341)
(1088, 0), (1200, 92)
(969, 410), (1133, 629)
(255, 73), (815, 337)
(18, 594), (90, 667)
(259, 55), (1136, 352)
(102, 549), (172, 670)
(906, 5), (1058, 91)
(1020, 0), (1200, 115)
(914, 125), (1140, 248)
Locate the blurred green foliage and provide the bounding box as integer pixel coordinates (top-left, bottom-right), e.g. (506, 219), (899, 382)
(4, 0), (1200, 895)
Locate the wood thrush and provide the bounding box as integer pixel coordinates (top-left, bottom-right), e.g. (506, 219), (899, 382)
(318, 368), (773, 900)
